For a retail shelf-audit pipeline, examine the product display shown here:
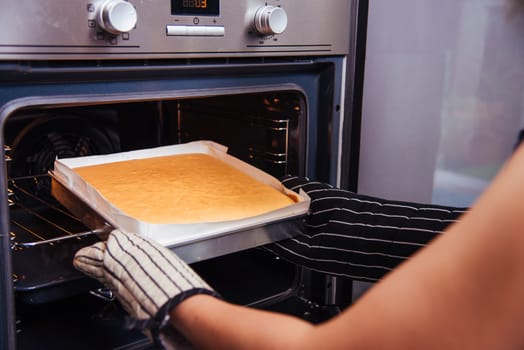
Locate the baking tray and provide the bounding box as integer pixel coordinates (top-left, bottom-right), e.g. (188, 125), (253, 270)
(50, 141), (310, 263)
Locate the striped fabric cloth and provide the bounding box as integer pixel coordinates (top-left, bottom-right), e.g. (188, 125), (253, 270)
(264, 176), (468, 282)
(73, 230), (219, 336)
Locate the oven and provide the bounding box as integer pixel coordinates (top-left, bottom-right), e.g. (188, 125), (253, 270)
(0, 0), (362, 348)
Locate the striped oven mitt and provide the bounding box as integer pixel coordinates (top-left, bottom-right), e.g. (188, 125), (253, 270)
(266, 175), (468, 282)
(73, 229), (219, 348)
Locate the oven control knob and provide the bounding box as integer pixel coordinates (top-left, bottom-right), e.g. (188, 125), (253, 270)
(254, 6), (288, 36)
(97, 0), (137, 35)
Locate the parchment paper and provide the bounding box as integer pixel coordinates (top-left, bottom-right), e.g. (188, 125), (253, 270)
(51, 141), (310, 248)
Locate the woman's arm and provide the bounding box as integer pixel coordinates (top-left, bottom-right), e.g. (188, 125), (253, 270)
(170, 295), (315, 349)
(170, 145), (524, 349)
(331, 143), (524, 349)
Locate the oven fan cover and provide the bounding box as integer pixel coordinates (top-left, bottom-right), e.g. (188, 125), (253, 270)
(9, 115), (119, 180)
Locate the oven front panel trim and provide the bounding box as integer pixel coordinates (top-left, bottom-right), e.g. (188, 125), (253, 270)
(0, 0), (352, 60)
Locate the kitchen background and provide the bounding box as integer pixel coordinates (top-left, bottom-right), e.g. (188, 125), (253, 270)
(353, 0), (524, 298)
(358, 0), (524, 207)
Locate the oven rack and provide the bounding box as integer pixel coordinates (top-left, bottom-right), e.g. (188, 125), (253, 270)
(4, 145), (13, 206)
(177, 101), (294, 175)
(8, 175), (110, 250)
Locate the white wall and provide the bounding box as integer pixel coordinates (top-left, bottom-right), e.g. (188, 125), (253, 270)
(358, 0), (524, 206)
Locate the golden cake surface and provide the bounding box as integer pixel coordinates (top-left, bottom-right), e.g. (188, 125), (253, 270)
(72, 153), (296, 223)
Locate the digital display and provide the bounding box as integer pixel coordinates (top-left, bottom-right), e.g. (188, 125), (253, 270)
(171, 0), (220, 16)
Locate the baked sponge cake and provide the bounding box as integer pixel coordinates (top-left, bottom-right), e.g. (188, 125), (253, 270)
(72, 153), (297, 224)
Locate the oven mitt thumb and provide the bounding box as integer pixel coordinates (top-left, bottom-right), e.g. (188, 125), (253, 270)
(73, 229), (218, 341)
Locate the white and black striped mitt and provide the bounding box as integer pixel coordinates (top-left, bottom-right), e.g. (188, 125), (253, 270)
(73, 229), (218, 339)
(265, 175), (468, 282)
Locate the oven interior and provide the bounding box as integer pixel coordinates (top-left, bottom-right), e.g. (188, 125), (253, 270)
(6, 90), (342, 348)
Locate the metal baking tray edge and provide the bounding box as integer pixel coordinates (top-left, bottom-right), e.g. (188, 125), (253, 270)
(49, 173), (306, 264)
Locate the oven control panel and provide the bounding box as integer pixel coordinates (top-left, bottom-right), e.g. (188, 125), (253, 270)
(0, 0), (353, 59)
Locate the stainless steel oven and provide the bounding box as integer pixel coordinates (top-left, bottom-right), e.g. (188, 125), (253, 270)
(0, 0), (362, 348)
